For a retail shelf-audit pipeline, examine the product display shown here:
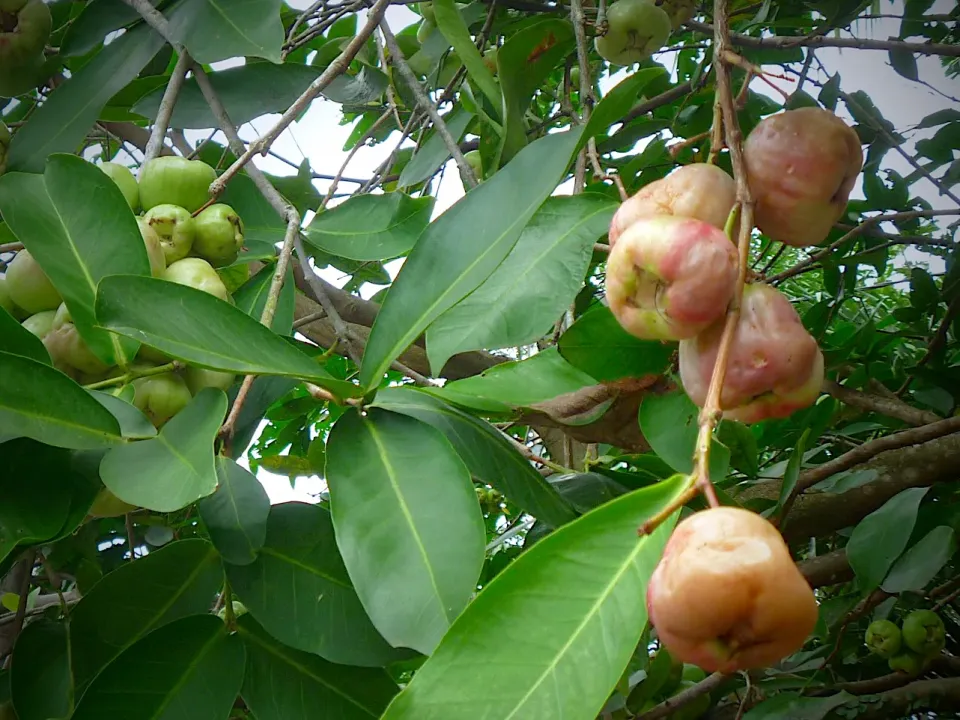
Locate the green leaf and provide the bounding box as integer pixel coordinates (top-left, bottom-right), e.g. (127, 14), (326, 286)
(0, 155), (151, 367)
(238, 615), (400, 720)
(881, 525), (956, 593)
(888, 47), (919, 82)
(558, 305), (674, 383)
(60, 0), (143, 57)
(95, 275), (359, 397)
(218, 173), (287, 248)
(88, 390), (159, 440)
(638, 391), (730, 480)
(742, 691), (857, 720)
(433, 0), (501, 109)
(0, 352), (123, 450)
(6, 23), (166, 173)
(304, 193), (435, 261)
(847, 486), (930, 591)
(0, 306), (49, 364)
(69, 538), (223, 693)
(426, 347), (598, 415)
(380, 475), (687, 720)
(225, 502), (412, 667)
(371, 386), (577, 528)
(583, 68), (668, 141)
(397, 110), (475, 189)
(166, 0), (284, 64)
(426, 194), (616, 371)
(198, 456), (271, 566)
(818, 73), (841, 112)
(360, 127), (585, 388)
(10, 620), (72, 720)
(777, 429), (811, 511)
(496, 20), (576, 163)
(909, 266), (939, 311)
(916, 108), (960, 129)
(232, 262), (296, 334)
(72, 615), (245, 720)
(98, 388), (226, 513)
(326, 409), (485, 655)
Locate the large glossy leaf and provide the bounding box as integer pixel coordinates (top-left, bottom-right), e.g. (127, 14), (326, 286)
(304, 193), (435, 261)
(0, 352), (123, 451)
(6, 23), (166, 173)
(847, 486), (930, 591)
(225, 502), (413, 667)
(72, 615), (245, 720)
(433, 0), (500, 108)
(99, 388), (228, 513)
(427, 347), (598, 416)
(881, 525), (956, 593)
(88, 390), (158, 440)
(359, 127), (585, 389)
(638, 391), (730, 481)
(397, 109), (475, 189)
(10, 620), (72, 720)
(381, 475), (687, 719)
(232, 262), (296, 334)
(582, 68), (668, 142)
(166, 0), (284, 64)
(218, 173), (287, 247)
(426, 194), (615, 371)
(238, 615), (400, 720)
(70, 538), (223, 693)
(60, 0), (146, 57)
(134, 62), (326, 128)
(0, 155), (151, 366)
(326, 409), (485, 655)
(95, 275), (359, 397)
(558, 304), (674, 383)
(371, 386), (577, 528)
(0, 307), (49, 364)
(198, 456), (271, 565)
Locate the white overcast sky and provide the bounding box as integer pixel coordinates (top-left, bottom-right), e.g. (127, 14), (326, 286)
(199, 0), (960, 503)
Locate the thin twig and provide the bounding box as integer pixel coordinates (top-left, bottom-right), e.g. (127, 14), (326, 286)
(125, 513), (138, 560)
(322, 110), (394, 209)
(10, 550), (37, 650)
(636, 672), (729, 719)
(144, 51), (192, 163)
(897, 293), (960, 395)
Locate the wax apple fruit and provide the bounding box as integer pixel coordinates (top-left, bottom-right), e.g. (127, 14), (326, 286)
(888, 651), (924, 675)
(41, 303), (111, 375)
(183, 366), (236, 395)
(0, 0), (52, 68)
(100, 162), (140, 211)
(659, 0), (696, 28)
(21, 309), (55, 339)
(679, 283), (824, 424)
(647, 506), (819, 673)
(137, 156), (217, 213)
(137, 217), (167, 277)
(0, 274), (18, 316)
(865, 619), (902, 659)
(743, 107), (863, 247)
(608, 163), (736, 247)
(132, 371), (193, 428)
(605, 215), (737, 341)
(163, 257), (231, 302)
(143, 204), (196, 265)
(595, 0), (671, 66)
(5, 248), (61, 313)
(901, 610), (946, 656)
(192, 203), (244, 267)
(464, 150), (483, 180)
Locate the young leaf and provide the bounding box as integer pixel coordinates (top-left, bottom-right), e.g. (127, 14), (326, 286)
(326, 408), (486, 655)
(69, 539), (223, 693)
(371, 386), (577, 528)
(426, 194), (616, 370)
(72, 615), (245, 720)
(10, 620), (72, 720)
(380, 474), (688, 720)
(225, 502), (414, 668)
(198, 456), (271, 566)
(433, 0), (501, 109)
(847, 486), (930, 591)
(238, 612), (401, 720)
(95, 275), (360, 397)
(99, 388), (228, 513)
(359, 127), (585, 389)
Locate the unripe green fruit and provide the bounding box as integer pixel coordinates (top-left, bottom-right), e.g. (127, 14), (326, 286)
(0, 0), (52, 68)
(660, 0), (696, 29)
(143, 204), (196, 265)
(6, 248), (61, 313)
(137, 217), (167, 278)
(43, 309), (111, 375)
(137, 155), (217, 213)
(0, 120), (9, 176)
(864, 619), (902, 659)
(482, 47), (498, 75)
(52, 300), (70, 330)
(416, 18), (435, 44)
(132, 371), (193, 428)
(21, 308), (55, 339)
(192, 203), (244, 267)
(183, 366), (236, 395)
(902, 610), (946, 656)
(681, 664), (707, 683)
(888, 651), (924, 675)
(89, 487), (138, 518)
(417, 2), (436, 24)
(463, 149), (483, 180)
(163, 257), (231, 303)
(594, 0), (671, 66)
(99, 162), (140, 211)
(0, 274), (19, 316)
(217, 600), (248, 621)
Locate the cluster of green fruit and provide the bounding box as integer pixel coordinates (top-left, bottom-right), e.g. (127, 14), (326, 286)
(594, 0), (694, 66)
(0, 0), (52, 97)
(0, 155), (243, 430)
(864, 609), (947, 675)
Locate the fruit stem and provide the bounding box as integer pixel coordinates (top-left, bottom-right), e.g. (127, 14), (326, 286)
(83, 360), (182, 390)
(637, 475), (699, 536)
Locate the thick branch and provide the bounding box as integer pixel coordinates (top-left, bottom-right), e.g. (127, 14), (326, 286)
(823, 378), (942, 427)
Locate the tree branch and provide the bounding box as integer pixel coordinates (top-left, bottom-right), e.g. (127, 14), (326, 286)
(823, 378), (942, 427)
